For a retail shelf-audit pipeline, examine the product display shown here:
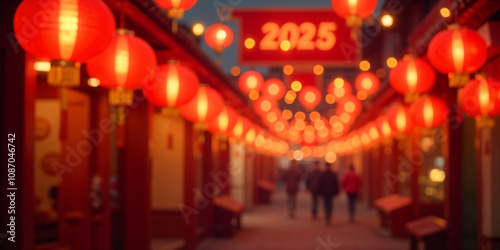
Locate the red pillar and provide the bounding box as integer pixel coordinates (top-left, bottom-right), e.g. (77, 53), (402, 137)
(202, 131), (214, 237)
(120, 97), (151, 250)
(89, 89), (111, 250)
(183, 122), (197, 250)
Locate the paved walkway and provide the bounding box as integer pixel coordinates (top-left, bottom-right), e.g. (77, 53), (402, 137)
(199, 191), (408, 250)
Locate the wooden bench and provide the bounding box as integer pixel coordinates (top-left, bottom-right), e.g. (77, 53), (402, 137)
(256, 180), (275, 204)
(374, 194), (413, 238)
(212, 195), (245, 238)
(406, 216), (447, 250)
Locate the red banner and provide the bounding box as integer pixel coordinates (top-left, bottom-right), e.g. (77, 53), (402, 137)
(231, 8), (360, 66)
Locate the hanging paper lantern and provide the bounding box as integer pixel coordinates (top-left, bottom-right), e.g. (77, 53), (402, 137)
(207, 106), (238, 134)
(375, 115), (396, 140)
(366, 122), (381, 143)
(178, 86), (224, 122)
(410, 96), (449, 128)
(253, 96), (275, 117)
(205, 23), (234, 54)
(327, 78), (353, 101)
(143, 63), (199, 108)
(330, 0), (377, 28)
(299, 86), (322, 110)
(355, 72), (380, 97)
(155, 0), (197, 18)
(155, 0), (197, 33)
(428, 26), (488, 88)
(337, 95), (363, 116)
(239, 71), (264, 94)
(459, 76), (500, 123)
(231, 116), (252, 139)
(87, 29), (157, 106)
(387, 105), (414, 134)
(13, 0), (116, 87)
(389, 56), (436, 103)
(245, 125), (257, 145)
(262, 78), (286, 100)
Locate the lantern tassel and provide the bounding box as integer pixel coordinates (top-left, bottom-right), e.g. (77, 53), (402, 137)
(116, 106), (126, 149)
(59, 87), (68, 140)
(172, 18), (178, 34)
(448, 73), (470, 88)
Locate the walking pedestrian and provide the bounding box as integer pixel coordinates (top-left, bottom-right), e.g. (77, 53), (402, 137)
(306, 161), (322, 219)
(341, 165), (362, 222)
(282, 160), (302, 218)
(318, 163), (339, 225)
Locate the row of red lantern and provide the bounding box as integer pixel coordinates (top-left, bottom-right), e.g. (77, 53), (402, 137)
(389, 26), (488, 102)
(330, 96), (450, 153)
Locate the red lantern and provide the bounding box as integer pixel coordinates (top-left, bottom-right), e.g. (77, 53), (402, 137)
(410, 96), (449, 128)
(207, 106), (238, 134)
(87, 29), (157, 106)
(154, 0), (197, 17)
(245, 125), (257, 145)
(299, 86), (322, 110)
(231, 116), (252, 139)
(262, 78), (286, 100)
(387, 105), (414, 134)
(366, 122), (381, 143)
(239, 71), (264, 94)
(375, 115), (395, 139)
(143, 63), (199, 108)
(205, 24), (233, 54)
(459, 76), (500, 119)
(428, 26), (488, 88)
(331, 0), (377, 28)
(355, 72), (380, 97)
(253, 96), (276, 117)
(389, 56), (436, 102)
(327, 78), (353, 101)
(337, 95), (363, 116)
(178, 86), (224, 122)
(14, 0), (116, 86)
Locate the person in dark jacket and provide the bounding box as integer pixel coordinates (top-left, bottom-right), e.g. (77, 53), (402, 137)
(318, 163), (339, 225)
(306, 161), (322, 219)
(282, 160), (302, 218)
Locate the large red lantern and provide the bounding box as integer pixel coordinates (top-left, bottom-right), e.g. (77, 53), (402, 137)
(337, 95), (363, 116)
(299, 86), (322, 110)
(262, 78), (286, 100)
(231, 116), (252, 139)
(327, 78), (353, 101)
(178, 86), (224, 122)
(87, 29), (157, 106)
(14, 0), (115, 86)
(410, 96), (448, 128)
(387, 105), (414, 134)
(331, 0), (377, 28)
(207, 106), (238, 134)
(205, 24), (234, 54)
(389, 56), (436, 103)
(459, 76), (500, 126)
(428, 26), (488, 88)
(239, 71), (264, 94)
(355, 72), (380, 97)
(143, 63), (199, 108)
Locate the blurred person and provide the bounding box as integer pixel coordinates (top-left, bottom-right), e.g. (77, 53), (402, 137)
(318, 163), (339, 225)
(306, 161), (322, 219)
(342, 165), (362, 222)
(283, 160), (302, 218)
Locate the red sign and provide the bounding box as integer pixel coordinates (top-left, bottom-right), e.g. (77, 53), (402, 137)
(231, 8), (360, 66)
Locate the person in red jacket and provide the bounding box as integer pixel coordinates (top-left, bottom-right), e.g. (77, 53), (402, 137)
(341, 165), (362, 222)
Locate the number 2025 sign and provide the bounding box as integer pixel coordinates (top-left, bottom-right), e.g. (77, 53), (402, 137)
(231, 8), (360, 66)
